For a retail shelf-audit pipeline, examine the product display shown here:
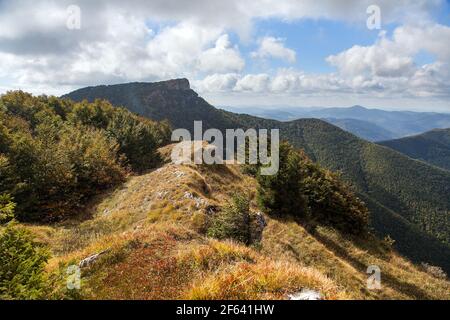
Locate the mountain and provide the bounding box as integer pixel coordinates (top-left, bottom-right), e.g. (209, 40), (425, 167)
(324, 118), (397, 141)
(379, 128), (450, 171)
(223, 105), (450, 141)
(63, 79), (237, 133)
(24, 146), (450, 299)
(305, 105), (450, 138)
(45, 147), (450, 299)
(64, 79), (450, 272)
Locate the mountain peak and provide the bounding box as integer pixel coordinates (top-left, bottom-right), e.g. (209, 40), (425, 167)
(350, 105), (366, 110)
(158, 78), (191, 91)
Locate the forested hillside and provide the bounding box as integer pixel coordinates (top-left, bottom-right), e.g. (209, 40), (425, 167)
(324, 118), (397, 141)
(379, 129), (450, 171)
(64, 79), (450, 272)
(0, 91), (171, 222)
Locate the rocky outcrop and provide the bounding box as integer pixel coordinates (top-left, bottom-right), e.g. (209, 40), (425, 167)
(79, 249), (110, 268)
(162, 78), (190, 91)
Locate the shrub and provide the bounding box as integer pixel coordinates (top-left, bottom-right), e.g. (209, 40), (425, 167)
(301, 160), (369, 235)
(0, 92), (170, 221)
(207, 194), (252, 245)
(257, 141), (309, 218)
(9, 124), (127, 221)
(382, 235), (396, 249)
(257, 141), (369, 235)
(0, 194), (15, 224)
(106, 110), (161, 172)
(190, 212), (209, 234)
(70, 99), (171, 172)
(0, 223), (50, 299)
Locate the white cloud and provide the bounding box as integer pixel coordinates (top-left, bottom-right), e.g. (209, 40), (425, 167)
(251, 37), (296, 63)
(0, 0), (448, 109)
(235, 74), (271, 92)
(326, 34), (416, 79)
(198, 35), (245, 73)
(323, 23), (450, 99)
(193, 73), (239, 92)
(393, 23), (450, 62)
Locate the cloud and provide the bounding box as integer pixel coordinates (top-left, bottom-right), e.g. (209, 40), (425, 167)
(324, 23), (450, 98)
(193, 73), (239, 92)
(198, 35), (245, 73)
(0, 0), (448, 109)
(235, 74), (271, 92)
(326, 32), (416, 79)
(251, 37), (296, 63)
(327, 23), (450, 79)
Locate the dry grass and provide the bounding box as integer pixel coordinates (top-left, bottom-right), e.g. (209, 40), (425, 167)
(185, 260), (346, 300)
(16, 144), (450, 300)
(261, 217), (450, 300)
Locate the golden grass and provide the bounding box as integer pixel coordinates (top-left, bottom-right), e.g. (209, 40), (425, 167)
(185, 259), (347, 300)
(15, 144), (450, 300)
(261, 218), (450, 300)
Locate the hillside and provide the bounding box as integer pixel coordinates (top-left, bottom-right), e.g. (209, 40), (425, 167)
(21, 146), (450, 300)
(324, 118), (397, 142)
(64, 79), (450, 272)
(379, 128), (450, 171)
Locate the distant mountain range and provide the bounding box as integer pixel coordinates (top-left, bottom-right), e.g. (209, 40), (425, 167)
(223, 105), (450, 142)
(63, 79), (450, 272)
(379, 128), (450, 171)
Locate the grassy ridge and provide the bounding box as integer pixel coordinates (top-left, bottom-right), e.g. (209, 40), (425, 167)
(23, 153), (449, 300)
(64, 80), (450, 271)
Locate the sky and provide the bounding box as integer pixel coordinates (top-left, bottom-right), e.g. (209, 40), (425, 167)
(0, 0), (449, 111)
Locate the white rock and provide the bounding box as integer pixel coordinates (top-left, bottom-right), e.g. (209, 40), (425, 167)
(79, 249), (110, 268)
(288, 289), (322, 300)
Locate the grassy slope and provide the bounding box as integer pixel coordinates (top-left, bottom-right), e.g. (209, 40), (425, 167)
(64, 81), (450, 270)
(21, 146), (450, 300)
(379, 128), (450, 171)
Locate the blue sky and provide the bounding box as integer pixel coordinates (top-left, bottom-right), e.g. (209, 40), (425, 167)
(245, 18), (382, 73)
(0, 0), (449, 111)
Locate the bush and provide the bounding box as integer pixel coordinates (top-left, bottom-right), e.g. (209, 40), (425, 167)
(382, 235), (396, 249)
(8, 124), (127, 221)
(207, 194), (252, 245)
(257, 141), (309, 218)
(0, 92), (170, 221)
(105, 110), (162, 172)
(70, 99), (171, 172)
(257, 141), (369, 235)
(0, 194), (15, 224)
(0, 222), (50, 299)
(301, 160), (369, 235)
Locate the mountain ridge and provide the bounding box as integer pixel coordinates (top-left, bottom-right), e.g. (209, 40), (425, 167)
(379, 128), (450, 171)
(222, 104), (450, 140)
(63, 79), (450, 272)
